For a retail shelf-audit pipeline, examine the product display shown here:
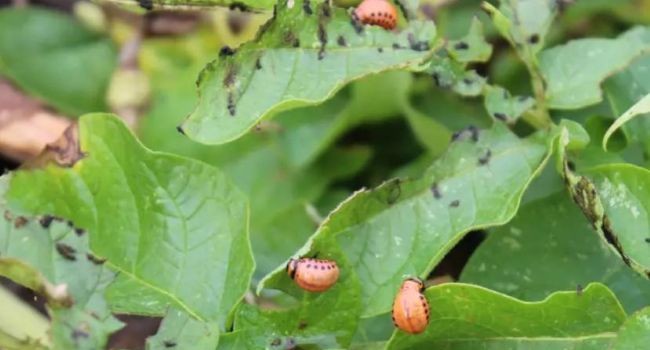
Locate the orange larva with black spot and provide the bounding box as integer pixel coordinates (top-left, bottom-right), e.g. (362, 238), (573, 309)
(353, 0), (398, 30)
(286, 258), (340, 292)
(392, 277), (430, 334)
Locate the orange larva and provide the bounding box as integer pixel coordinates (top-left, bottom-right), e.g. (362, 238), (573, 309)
(353, 0), (398, 30)
(286, 257), (340, 292)
(392, 277), (430, 334)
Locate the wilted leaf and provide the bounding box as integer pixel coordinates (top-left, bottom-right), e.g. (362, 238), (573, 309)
(0, 7), (116, 116)
(181, 0), (436, 144)
(562, 159), (650, 279)
(461, 191), (650, 313)
(262, 123), (556, 317)
(6, 114), (253, 328)
(386, 283), (625, 349)
(540, 26), (650, 109)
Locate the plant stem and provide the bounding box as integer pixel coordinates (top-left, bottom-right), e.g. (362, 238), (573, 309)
(521, 59), (553, 130)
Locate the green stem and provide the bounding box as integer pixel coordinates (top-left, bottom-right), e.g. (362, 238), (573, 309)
(521, 58), (553, 130)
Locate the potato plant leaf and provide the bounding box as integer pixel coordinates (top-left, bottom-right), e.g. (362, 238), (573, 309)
(540, 26), (650, 110)
(427, 55), (486, 97)
(561, 157), (650, 279)
(482, 0), (557, 64)
(603, 94), (650, 151)
(386, 283), (625, 349)
(484, 85), (535, 124)
(181, 0), (437, 144)
(261, 123), (557, 317)
(220, 245), (362, 349)
(0, 7), (116, 116)
(447, 17), (492, 63)
(603, 54), (650, 157)
(461, 191), (650, 313)
(0, 181), (123, 349)
(5, 114), (253, 328)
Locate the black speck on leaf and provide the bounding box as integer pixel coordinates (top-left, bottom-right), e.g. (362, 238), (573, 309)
(454, 41), (469, 50)
(219, 46), (236, 57)
(528, 34), (540, 44)
(14, 216), (28, 229)
(163, 340), (177, 347)
(449, 200), (460, 208)
(39, 215), (55, 228)
(493, 113), (507, 121)
(302, 0), (313, 15)
(56, 243), (77, 261)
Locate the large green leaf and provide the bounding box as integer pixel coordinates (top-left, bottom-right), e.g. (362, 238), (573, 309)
(261, 123), (556, 317)
(540, 26), (650, 110)
(0, 7), (116, 116)
(386, 283), (625, 349)
(0, 185), (123, 349)
(561, 155), (650, 278)
(461, 191), (650, 313)
(137, 33), (375, 280)
(180, 0), (437, 144)
(611, 307), (650, 350)
(5, 114), (253, 328)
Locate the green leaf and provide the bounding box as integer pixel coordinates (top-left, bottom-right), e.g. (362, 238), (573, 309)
(146, 308), (220, 350)
(5, 114), (253, 328)
(482, 0), (557, 63)
(427, 56), (486, 97)
(447, 17), (492, 63)
(138, 33), (375, 281)
(562, 160), (650, 278)
(220, 245), (362, 349)
(603, 94), (650, 151)
(611, 307), (650, 350)
(0, 188), (123, 349)
(0, 7), (116, 116)
(540, 26), (650, 109)
(483, 85), (535, 124)
(181, 0), (437, 144)
(386, 283), (625, 349)
(603, 54), (650, 155)
(261, 123), (556, 317)
(460, 191), (650, 313)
